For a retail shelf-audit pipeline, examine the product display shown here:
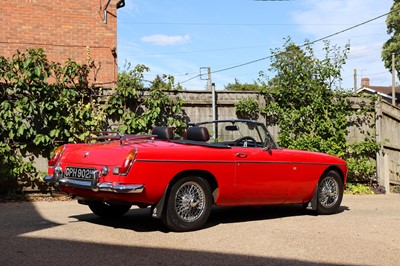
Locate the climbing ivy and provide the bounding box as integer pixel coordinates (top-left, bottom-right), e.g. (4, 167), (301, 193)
(0, 48), (186, 193)
(107, 65), (187, 135)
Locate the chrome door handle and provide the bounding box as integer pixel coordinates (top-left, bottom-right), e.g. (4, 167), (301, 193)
(235, 153), (247, 158)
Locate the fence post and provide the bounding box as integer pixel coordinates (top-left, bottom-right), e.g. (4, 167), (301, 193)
(375, 100), (384, 187)
(383, 153), (390, 193)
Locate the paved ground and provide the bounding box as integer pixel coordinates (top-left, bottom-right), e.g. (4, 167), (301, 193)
(0, 194), (399, 266)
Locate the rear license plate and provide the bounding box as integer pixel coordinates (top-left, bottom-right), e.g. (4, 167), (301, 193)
(65, 167), (95, 180)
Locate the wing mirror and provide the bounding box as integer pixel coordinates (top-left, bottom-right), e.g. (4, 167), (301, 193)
(262, 137), (272, 153)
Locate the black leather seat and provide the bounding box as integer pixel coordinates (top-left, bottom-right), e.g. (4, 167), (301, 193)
(186, 126), (210, 141)
(152, 126), (174, 140)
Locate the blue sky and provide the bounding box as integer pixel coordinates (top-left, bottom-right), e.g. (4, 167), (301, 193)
(117, 0), (394, 90)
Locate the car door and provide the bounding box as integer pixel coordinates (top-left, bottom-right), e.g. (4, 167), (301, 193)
(233, 146), (292, 204)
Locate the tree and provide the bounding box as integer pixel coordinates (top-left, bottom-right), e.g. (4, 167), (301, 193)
(262, 38), (350, 155)
(150, 74), (183, 91)
(224, 78), (261, 91)
(382, 0), (400, 78)
(260, 39), (380, 183)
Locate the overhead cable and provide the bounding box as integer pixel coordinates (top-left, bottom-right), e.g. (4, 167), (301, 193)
(180, 8), (397, 84)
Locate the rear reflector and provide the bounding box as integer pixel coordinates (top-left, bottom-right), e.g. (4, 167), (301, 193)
(48, 145), (65, 167)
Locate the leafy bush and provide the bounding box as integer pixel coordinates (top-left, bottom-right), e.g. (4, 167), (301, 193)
(107, 65), (187, 135)
(252, 38), (378, 184)
(235, 98), (260, 120)
(345, 137), (380, 183)
(225, 78), (261, 91)
(345, 183), (374, 195)
(0, 48), (186, 193)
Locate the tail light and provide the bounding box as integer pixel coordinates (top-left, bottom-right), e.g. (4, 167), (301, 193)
(48, 145), (65, 167)
(113, 148), (137, 176)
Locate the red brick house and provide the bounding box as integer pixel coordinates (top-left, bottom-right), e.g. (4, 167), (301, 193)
(0, 0), (124, 86)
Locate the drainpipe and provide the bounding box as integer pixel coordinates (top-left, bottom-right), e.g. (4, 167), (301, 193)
(103, 0), (112, 24)
(104, 0), (125, 24)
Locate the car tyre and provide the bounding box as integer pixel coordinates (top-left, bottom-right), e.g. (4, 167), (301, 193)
(88, 201), (131, 218)
(317, 170), (343, 215)
(162, 176), (213, 232)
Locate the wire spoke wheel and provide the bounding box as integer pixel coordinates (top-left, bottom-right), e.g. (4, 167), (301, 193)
(318, 177), (339, 208)
(175, 181), (205, 222)
(163, 176), (212, 232)
(317, 170), (343, 215)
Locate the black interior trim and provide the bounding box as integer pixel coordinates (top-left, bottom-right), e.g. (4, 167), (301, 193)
(170, 139), (231, 149)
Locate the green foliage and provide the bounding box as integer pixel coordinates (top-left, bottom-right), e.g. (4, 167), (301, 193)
(382, 0), (400, 79)
(345, 183), (374, 195)
(151, 74), (183, 91)
(107, 65), (187, 135)
(262, 39), (351, 154)
(346, 137), (380, 182)
(235, 98), (260, 120)
(225, 78), (261, 91)
(260, 38), (378, 183)
(0, 48), (99, 191)
(0, 48), (187, 193)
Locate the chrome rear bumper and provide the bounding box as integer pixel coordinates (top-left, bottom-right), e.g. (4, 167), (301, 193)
(44, 170), (144, 194)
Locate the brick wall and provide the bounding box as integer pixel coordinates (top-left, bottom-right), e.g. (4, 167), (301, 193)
(0, 0), (118, 86)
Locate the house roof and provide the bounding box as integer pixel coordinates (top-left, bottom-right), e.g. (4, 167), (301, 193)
(357, 78), (400, 101)
(366, 85), (400, 95)
(356, 87), (394, 100)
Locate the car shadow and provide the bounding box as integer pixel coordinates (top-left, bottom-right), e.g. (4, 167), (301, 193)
(70, 207), (167, 232)
(0, 200), (351, 266)
(205, 204), (349, 229)
(70, 204), (350, 233)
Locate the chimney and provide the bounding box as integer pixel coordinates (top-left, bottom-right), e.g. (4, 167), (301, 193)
(361, 77), (370, 87)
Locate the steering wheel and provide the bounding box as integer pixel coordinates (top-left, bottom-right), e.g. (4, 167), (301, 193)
(234, 136), (257, 147)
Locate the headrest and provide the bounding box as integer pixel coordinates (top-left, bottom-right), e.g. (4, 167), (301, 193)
(186, 126), (210, 141)
(152, 126), (174, 140)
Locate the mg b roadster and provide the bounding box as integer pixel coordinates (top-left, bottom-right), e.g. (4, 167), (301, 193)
(45, 120), (347, 231)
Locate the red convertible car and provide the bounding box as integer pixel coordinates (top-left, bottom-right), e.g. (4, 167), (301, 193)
(45, 120), (347, 231)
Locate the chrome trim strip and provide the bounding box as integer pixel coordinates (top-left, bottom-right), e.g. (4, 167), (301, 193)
(59, 178), (92, 189)
(45, 173), (144, 194)
(57, 177), (144, 193)
(98, 182), (144, 193)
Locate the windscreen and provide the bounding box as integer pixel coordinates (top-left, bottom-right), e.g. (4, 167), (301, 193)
(197, 121), (277, 148)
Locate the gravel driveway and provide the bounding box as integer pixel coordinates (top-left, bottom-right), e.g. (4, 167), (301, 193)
(0, 194), (399, 265)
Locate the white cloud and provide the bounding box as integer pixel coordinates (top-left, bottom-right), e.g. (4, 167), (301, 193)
(290, 0), (393, 88)
(141, 34), (190, 46)
(350, 45), (376, 59)
(291, 0), (388, 37)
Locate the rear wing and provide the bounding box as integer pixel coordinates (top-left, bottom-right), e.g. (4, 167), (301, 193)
(88, 131), (156, 146)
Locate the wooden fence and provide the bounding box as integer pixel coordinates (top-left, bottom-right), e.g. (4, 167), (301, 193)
(376, 101), (400, 188)
(170, 90), (400, 189)
(31, 89), (400, 190)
